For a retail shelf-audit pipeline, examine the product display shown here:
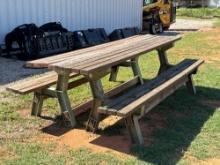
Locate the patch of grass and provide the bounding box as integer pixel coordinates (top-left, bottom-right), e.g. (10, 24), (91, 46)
(214, 19), (220, 27)
(0, 91), (47, 142)
(177, 8), (220, 18)
(2, 142), (68, 164)
(2, 142), (141, 165)
(0, 105), (20, 121)
(69, 148), (123, 164)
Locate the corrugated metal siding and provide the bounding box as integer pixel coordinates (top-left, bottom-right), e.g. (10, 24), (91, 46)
(0, 0), (142, 43)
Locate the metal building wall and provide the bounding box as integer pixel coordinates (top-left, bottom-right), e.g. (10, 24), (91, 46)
(0, 0), (142, 43)
(209, 0), (220, 7)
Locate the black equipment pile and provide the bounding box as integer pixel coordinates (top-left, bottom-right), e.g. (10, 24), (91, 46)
(5, 22), (73, 60)
(73, 28), (110, 49)
(109, 27), (139, 41)
(4, 22), (139, 60)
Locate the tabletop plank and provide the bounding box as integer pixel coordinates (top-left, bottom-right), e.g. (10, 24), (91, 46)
(49, 35), (181, 74)
(81, 37), (179, 74)
(26, 35), (153, 68)
(48, 35), (162, 72)
(51, 36), (168, 72)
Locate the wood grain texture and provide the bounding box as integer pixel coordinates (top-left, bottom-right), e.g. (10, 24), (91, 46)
(98, 59), (204, 117)
(26, 35), (181, 74)
(6, 72), (79, 94)
(26, 35), (148, 68)
(49, 35), (181, 75)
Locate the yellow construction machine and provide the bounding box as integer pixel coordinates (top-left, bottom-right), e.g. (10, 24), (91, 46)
(143, 0), (176, 34)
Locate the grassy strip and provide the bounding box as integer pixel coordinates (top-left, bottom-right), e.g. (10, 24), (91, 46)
(214, 19), (220, 27)
(177, 8), (220, 18)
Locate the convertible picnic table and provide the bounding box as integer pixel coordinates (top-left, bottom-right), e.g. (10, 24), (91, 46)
(24, 34), (203, 145)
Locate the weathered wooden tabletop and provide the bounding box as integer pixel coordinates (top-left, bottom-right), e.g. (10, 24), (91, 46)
(26, 34), (181, 75)
(25, 34), (182, 128)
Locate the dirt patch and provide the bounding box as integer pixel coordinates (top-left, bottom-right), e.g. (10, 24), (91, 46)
(206, 27), (220, 33)
(193, 158), (220, 165)
(0, 147), (17, 160)
(201, 56), (220, 69)
(201, 100), (220, 109)
(17, 109), (31, 118)
(170, 19), (213, 32)
(99, 116), (122, 129)
(184, 152), (220, 165)
(142, 112), (167, 130)
(32, 111), (167, 157)
(204, 57), (220, 63)
(35, 115), (134, 156)
(204, 28), (220, 44)
(199, 28), (213, 32)
(203, 158), (220, 165)
(184, 152), (200, 164)
(207, 56), (220, 61)
(37, 126), (132, 157)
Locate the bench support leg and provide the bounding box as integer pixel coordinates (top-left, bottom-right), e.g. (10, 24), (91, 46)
(31, 92), (44, 116)
(125, 115), (144, 145)
(131, 58), (144, 85)
(86, 79), (104, 132)
(186, 75), (196, 95)
(56, 73), (77, 128)
(109, 66), (119, 82)
(86, 99), (102, 132)
(109, 58), (143, 83)
(157, 48), (172, 75)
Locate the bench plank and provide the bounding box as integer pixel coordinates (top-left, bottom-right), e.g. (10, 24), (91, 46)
(98, 59), (204, 117)
(7, 72), (79, 94)
(106, 59), (196, 109)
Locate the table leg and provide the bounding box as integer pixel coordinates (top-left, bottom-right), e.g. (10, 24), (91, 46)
(186, 75), (196, 95)
(56, 73), (77, 128)
(109, 58), (144, 84)
(86, 79), (105, 132)
(125, 115), (144, 145)
(31, 91), (44, 116)
(157, 45), (173, 75)
(109, 66), (119, 82)
(131, 57), (144, 85)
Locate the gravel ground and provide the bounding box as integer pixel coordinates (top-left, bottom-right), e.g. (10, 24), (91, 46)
(0, 19), (214, 92)
(169, 18), (214, 31)
(0, 57), (46, 92)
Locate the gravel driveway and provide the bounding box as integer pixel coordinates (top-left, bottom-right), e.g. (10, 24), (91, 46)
(169, 18), (214, 31)
(0, 57), (46, 92)
(0, 18), (214, 92)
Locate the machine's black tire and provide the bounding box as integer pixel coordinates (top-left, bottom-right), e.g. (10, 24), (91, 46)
(158, 23), (164, 33)
(150, 24), (157, 34)
(163, 26), (170, 31)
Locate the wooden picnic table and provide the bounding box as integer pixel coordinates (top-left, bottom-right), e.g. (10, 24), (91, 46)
(26, 34), (181, 128)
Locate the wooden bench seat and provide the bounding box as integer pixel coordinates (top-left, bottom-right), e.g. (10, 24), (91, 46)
(7, 72), (79, 94)
(97, 59), (204, 145)
(6, 71), (89, 118)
